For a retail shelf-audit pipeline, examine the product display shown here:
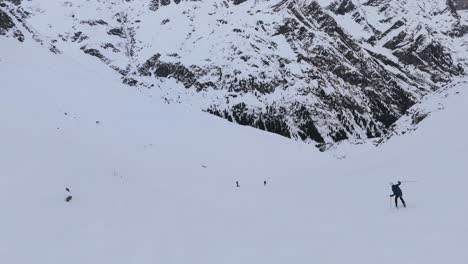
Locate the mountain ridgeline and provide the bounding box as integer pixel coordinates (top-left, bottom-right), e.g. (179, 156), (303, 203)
(1, 0), (467, 149)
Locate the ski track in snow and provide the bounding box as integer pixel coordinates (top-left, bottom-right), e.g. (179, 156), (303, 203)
(1, 32), (468, 264)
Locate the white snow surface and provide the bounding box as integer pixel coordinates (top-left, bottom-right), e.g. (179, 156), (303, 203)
(1, 36), (468, 264)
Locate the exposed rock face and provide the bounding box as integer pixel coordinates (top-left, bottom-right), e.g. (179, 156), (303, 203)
(328, 0), (466, 80)
(454, 0), (468, 10)
(0, 9), (15, 34)
(0, 0), (25, 41)
(0, 0), (17, 35)
(1, 0), (467, 148)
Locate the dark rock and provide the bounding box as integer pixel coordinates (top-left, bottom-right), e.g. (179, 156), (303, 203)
(0, 9), (15, 34)
(80, 19), (108, 26)
(81, 47), (108, 63)
(107, 27), (125, 38)
(330, 0), (356, 15)
(71, 31), (88, 43)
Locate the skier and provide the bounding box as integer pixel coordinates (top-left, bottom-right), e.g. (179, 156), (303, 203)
(236, 181), (240, 188)
(264, 180), (267, 186)
(65, 187), (72, 202)
(390, 181), (406, 208)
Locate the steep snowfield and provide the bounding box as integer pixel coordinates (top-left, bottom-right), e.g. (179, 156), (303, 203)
(1, 38), (468, 264)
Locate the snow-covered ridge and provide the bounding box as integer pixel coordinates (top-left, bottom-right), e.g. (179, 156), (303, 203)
(377, 77), (468, 144)
(1, 0), (467, 148)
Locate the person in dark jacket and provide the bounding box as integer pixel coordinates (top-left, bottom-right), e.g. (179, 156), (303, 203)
(390, 181), (406, 208)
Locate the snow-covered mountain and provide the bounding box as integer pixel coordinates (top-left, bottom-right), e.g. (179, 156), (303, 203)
(2, 29), (468, 264)
(1, 0), (467, 148)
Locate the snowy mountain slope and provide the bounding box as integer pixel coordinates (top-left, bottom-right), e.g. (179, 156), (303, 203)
(377, 77), (468, 143)
(1, 0), (466, 147)
(0, 36), (326, 263)
(327, 0), (468, 81)
(2, 35), (468, 264)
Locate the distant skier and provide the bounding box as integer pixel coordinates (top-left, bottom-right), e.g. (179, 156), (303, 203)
(236, 181), (240, 188)
(264, 180), (267, 186)
(65, 187), (72, 203)
(390, 181), (406, 208)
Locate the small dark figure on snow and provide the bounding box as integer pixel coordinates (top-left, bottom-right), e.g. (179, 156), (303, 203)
(390, 181), (406, 208)
(65, 187), (72, 202)
(236, 181), (240, 188)
(264, 180), (267, 186)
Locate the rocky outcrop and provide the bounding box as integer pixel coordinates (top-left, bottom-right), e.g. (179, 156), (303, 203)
(0, 9), (14, 34)
(454, 0), (468, 10)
